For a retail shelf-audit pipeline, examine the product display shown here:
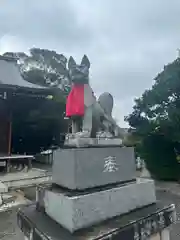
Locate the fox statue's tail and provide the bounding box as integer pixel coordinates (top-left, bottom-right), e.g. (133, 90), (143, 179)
(98, 92), (126, 139)
(98, 92), (113, 116)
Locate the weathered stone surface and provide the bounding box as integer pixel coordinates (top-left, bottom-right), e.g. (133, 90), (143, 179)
(1, 169), (52, 189)
(52, 147), (136, 189)
(0, 181), (8, 193)
(97, 138), (123, 146)
(64, 138), (123, 147)
(64, 138), (96, 148)
(44, 178), (156, 232)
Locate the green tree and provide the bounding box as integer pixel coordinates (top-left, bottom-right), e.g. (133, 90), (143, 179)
(125, 57), (180, 180)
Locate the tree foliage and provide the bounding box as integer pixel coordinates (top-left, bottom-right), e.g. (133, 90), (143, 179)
(3, 48), (71, 94)
(125, 58), (180, 180)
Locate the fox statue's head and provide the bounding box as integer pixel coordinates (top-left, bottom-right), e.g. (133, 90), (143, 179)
(68, 55), (90, 84)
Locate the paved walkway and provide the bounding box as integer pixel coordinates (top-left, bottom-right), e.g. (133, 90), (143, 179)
(156, 181), (180, 196)
(0, 209), (24, 240)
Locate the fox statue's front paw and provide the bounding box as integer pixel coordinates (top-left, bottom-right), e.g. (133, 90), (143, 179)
(75, 130), (91, 138)
(96, 131), (113, 139)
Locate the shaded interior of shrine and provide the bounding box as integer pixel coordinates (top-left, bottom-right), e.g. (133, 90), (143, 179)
(0, 55), (67, 156)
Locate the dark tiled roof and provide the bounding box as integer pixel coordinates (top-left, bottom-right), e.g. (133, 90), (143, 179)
(0, 55), (45, 89)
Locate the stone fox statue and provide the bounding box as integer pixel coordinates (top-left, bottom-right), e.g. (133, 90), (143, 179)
(66, 55), (124, 139)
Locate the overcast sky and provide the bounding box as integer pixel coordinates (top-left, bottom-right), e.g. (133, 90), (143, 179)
(0, 0), (179, 126)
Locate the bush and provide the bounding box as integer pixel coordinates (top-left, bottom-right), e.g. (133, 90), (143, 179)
(139, 133), (180, 181)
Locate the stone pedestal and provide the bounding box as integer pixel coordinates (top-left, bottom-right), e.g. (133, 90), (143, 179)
(64, 138), (123, 147)
(52, 147), (136, 190)
(43, 179), (156, 233)
(36, 145), (157, 234)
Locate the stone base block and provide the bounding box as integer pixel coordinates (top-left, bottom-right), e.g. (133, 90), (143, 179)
(64, 138), (123, 147)
(43, 178), (156, 233)
(98, 138), (123, 146)
(52, 147), (136, 189)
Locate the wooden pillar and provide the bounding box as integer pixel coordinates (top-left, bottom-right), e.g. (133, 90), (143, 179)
(8, 112), (12, 155)
(160, 229), (170, 240)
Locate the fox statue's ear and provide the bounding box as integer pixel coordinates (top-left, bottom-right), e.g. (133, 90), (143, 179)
(81, 55), (90, 69)
(68, 56), (76, 69)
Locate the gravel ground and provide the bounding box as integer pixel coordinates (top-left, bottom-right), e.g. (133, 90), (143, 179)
(0, 187), (179, 240)
(0, 209), (24, 240)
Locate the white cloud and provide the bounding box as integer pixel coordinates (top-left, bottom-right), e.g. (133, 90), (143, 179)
(0, 35), (28, 54)
(113, 97), (134, 127)
(0, 0), (180, 127)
